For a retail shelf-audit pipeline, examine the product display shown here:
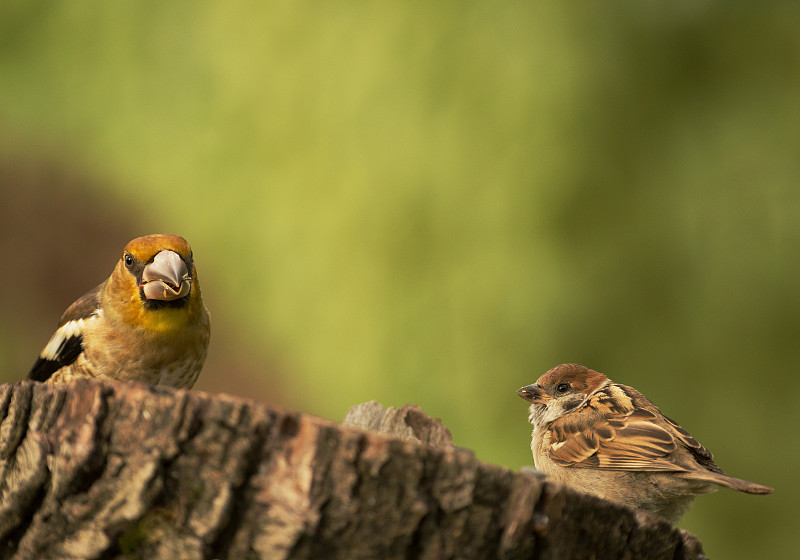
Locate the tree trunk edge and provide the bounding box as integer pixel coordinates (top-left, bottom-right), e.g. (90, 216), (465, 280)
(0, 380), (705, 560)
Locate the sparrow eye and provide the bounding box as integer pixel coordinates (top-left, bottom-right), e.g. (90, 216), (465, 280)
(124, 253), (134, 269)
(555, 382), (571, 394)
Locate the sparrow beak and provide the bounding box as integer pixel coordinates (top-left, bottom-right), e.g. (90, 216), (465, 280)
(141, 250), (191, 301)
(517, 384), (547, 404)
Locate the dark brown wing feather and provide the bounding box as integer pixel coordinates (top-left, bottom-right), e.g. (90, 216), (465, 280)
(28, 285), (102, 381)
(57, 284), (103, 325)
(661, 413), (722, 473)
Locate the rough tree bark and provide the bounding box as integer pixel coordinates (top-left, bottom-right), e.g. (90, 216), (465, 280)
(0, 380), (705, 560)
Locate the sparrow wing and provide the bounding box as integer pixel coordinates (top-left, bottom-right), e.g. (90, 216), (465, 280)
(28, 285), (102, 381)
(548, 384), (707, 472)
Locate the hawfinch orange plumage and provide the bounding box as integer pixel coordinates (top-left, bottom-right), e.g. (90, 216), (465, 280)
(28, 234), (210, 388)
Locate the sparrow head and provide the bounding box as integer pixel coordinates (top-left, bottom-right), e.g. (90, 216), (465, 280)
(105, 234), (205, 332)
(518, 363), (610, 427)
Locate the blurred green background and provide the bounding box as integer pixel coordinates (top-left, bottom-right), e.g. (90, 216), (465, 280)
(1, 2), (797, 557)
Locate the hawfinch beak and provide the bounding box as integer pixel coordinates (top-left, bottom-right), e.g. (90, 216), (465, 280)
(517, 384), (547, 404)
(141, 250), (191, 301)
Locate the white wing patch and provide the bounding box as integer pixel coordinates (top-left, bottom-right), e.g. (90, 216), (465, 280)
(41, 318), (86, 360)
(41, 308), (102, 362)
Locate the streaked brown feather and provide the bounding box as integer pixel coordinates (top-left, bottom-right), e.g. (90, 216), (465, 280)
(548, 384), (706, 472)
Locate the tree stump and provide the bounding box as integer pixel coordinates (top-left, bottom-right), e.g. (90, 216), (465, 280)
(0, 380), (705, 559)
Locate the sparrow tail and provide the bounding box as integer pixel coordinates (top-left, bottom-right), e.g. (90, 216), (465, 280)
(682, 471), (773, 494)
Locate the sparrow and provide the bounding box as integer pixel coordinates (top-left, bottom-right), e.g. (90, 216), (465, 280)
(517, 363), (772, 522)
(28, 234), (210, 388)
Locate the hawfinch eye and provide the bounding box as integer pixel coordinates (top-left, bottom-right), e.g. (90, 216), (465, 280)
(556, 382), (571, 394)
